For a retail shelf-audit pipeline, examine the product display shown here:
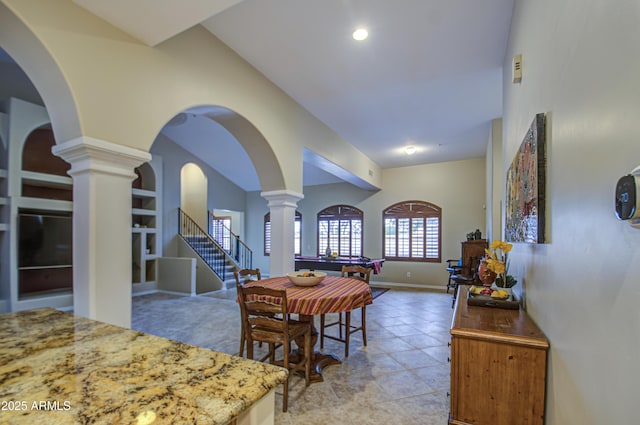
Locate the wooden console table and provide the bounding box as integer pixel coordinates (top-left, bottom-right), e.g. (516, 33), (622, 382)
(449, 286), (549, 425)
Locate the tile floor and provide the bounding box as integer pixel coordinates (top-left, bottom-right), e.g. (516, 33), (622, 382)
(132, 287), (454, 425)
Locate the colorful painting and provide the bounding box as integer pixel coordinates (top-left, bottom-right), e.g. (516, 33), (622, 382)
(505, 113), (546, 243)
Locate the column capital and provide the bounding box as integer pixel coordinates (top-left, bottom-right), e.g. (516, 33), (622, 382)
(260, 189), (304, 208)
(52, 136), (151, 178)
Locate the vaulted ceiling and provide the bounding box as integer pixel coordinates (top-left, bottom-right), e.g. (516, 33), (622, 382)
(65, 1), (514, 189)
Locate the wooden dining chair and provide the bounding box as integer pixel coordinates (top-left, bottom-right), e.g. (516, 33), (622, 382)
(234, 268), (261, 357)
(319, 265), (371, 358)
(237, 284), (312, 412)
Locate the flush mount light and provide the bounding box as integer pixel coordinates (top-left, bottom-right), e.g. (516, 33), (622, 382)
(404, 146), (417, 155)
(352, 27), (368, 41)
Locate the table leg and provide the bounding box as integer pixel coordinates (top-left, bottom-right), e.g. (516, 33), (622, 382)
(292, 314), (340, 383)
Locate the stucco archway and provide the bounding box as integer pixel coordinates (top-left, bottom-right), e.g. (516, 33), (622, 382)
(180, 105), (287, 194)
(0, 3), (82, 144)
(1, 2), (301, 322)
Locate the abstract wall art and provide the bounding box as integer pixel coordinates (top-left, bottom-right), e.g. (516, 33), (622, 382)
(505, 113), (546, 243)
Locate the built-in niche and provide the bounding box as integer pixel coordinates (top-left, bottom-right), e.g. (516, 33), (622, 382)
(21, 127), (72, 201)
(132, 160), (160, 289)
(18, 127), (73, 299)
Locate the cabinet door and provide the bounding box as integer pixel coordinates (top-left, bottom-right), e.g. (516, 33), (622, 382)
(461, 240), (486, 275)
(450, 337), (546, 425)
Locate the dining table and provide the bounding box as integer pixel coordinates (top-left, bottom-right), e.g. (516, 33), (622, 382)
(244, 275), (373, 383)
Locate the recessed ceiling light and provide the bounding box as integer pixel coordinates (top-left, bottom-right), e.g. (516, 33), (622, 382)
(352, 27), (368, 41)
(404, 146), (417, 155)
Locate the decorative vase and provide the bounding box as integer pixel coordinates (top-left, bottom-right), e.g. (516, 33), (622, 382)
(477, 259), (496, 286)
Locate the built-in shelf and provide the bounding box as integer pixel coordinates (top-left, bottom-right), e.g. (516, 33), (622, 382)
(0, 169), (6, 233)
(132, 227), (157, 233)
(3, 107), (75, 307)
(18, 264), (73, 271)
(132, 208), (157, 216)
(19, 197), (73, 212)
(21, 170), (72, 189)
(132, 188), (156, 198)
(131, 158), (162, 291)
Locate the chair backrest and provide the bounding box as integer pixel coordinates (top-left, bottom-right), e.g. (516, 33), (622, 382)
(341, 265), (371, 283)
(469, 255), (483, 279)
(234, 268), (261, 289)
(238, 285), (289, 337)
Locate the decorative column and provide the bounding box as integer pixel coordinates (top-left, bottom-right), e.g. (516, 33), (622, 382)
(52, 137), (151, 328)
(261, 190), (303, 277)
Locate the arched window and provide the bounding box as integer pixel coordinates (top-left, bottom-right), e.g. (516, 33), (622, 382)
(317, 205), (363, 257)
(264, 211), (302, 256)
(383, 201), (441, 262)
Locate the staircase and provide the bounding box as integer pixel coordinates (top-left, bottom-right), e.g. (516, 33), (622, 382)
(182, 235), (238, 289)
(208, 211), (253, 271)
(179, 209), (239, 290)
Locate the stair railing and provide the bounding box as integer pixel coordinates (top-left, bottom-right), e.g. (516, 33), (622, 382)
(179, 208), (228, 282)
(208, 210), (253, 270)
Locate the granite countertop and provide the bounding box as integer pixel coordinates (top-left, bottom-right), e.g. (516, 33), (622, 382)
(0, 308), (288, 424)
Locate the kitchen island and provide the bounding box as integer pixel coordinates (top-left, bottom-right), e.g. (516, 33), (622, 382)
(0, 308), (287, 425)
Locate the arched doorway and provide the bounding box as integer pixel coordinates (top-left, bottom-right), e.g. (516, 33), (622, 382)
(1, 4), (302, 322)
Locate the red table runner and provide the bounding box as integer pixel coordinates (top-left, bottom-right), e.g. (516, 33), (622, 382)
(244, 275), (373, 316)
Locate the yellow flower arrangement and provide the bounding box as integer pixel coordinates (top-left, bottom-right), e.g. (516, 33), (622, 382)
(484, 240), (517, 288)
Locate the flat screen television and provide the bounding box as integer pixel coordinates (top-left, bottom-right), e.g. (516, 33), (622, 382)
(19, 212), (72, 268)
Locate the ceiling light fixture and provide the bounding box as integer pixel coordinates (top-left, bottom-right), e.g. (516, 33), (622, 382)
(404, 146), (417, 155)
(352, 27), (368, 41)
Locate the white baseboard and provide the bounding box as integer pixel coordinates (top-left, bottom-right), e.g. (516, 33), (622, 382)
(132, 289), (160, 297)
(154, 289), (191, 297)
(198, 288), (231, 296)
(370, 281), (447, 292)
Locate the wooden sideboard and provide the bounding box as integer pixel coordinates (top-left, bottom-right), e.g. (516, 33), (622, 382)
(460, 239), (487, 276)
(449, 286), (549, 425)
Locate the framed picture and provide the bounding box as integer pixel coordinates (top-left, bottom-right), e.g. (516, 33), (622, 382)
(505, 113), (546, 243)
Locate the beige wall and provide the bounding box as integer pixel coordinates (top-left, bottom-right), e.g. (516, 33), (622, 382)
(247, 157), (486, 286)
(502, 1), (640, 423)
(150, 134), (247, 258)
(485, 118), (502, 243)
(1, 0), (381, 194)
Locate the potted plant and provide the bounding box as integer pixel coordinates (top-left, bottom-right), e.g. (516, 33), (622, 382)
(484, 240), (518, 293)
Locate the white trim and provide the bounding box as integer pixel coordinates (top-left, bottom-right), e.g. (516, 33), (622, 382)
(131, 188), (157, 198)
(17, 197), (73, 211)
(155, 289), (195, 297)
(132, 289), (160, 297)
(370, 281), (447, 292)
(21, 170), (72, 188)
(52, 136), (151, 179)
(260, 189), (304, 208)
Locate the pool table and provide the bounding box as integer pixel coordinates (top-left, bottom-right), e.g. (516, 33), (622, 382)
(294, 256), (384, 274)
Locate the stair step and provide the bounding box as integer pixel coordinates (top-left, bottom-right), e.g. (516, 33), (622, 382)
(182, 232), (248, 287)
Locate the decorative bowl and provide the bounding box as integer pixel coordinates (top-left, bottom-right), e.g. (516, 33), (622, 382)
(287, 271), (327, 287)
